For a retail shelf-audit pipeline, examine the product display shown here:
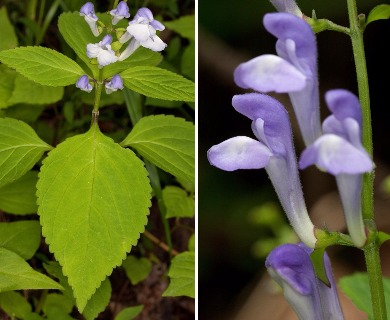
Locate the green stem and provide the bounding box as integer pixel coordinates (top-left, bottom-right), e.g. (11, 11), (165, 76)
(346, 0), (386, 318)
(92, 71), (103, 124)
(34, 289), (48, 313)
(346, 0), (374, 220)
(364, 242), (387, 320)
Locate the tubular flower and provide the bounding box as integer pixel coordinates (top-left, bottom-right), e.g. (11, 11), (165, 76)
(105, 74), (124, 94)
(119, 7), (167, 60)
(86, 35), (118, 68)
(207, 93), (316, 247)
(299, 89), (374, 247)
(266, 243), (344, 320)
(269, 0), (303, 17)
(76, 75), (93, 92)
(234, 13), (321, 146)
(80, 2), (99, 36)
(110, 1), (130, 25)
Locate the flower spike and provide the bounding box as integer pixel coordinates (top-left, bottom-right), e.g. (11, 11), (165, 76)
(208, 93), (317, 247)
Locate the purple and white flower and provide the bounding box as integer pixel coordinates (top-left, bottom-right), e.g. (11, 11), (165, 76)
(208, 93), (317, 247)
(119, 8), (167, 60)
(266, 243), (344, 320)
(86, 35), (118, 68)
(76, 75), (93, 92)
(300, 89), (374, 247)
(234, 13), (321, 146)
(269, 0), (303, 17)
(80, 2), (99, 36)
(105, 74), (124, 94)
(110, 1), (130, 25)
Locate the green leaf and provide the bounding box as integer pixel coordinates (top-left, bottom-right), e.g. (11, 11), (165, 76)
(181, 41), (195, 81)
(145, 96), (182, 109)
(0, 291), (32, 319)
(44, 261), (112, 320)
(2, 104), (45, 123)
(58, 12), (99, 77)
(37, 123), (151, 311)
(0, 7), (18, 51)
(0, 221), (41, 260)
(0, 117), (51, 188)
(0, 171), (38, 215)
(82, 279), (111, 320)
(7, 72), (64, 106)
(58, 12), (162, 79)
(339, 273), (390, 319)
(121, 115), (195, 183)
(120, 66), (195, 102)
(188, 234), (195, 252)
(0, 65), (63, 109)
(24, 312), (44, 320)
(163, 251), (195, 298)
(44, 262), (74, 300)
(164, 15), (195, 41)
(0, 64), (17, 109)
(115, 305), (143, 320)
(122, 256), (152, 285)
(0, 46), (84, 86)
(42, 293), (74, 315)
(366, 4), (390, 25)
(25, 313), (45, 320)
(163, 186), (195, 218)
(0, 248), (63, 292)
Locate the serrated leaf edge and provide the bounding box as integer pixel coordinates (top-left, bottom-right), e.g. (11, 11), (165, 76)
(36, 127), (151, 311)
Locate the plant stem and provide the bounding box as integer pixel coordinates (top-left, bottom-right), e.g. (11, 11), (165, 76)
(364, 242), (387, 320)
(346, 0), (373, 221)
(144, 230), (178, 256)
(92, 70), (103, 124)
(346, 0), (386, 318)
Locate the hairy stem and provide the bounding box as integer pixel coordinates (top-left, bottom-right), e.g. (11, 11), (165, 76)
(346, 0), (386, 318)
(346, 0), (373, 220)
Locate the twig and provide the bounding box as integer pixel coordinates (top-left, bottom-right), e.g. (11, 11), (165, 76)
(143, 230), (179, 256)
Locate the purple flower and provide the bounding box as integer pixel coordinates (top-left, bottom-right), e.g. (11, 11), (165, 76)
(300, 90), (373, 247)
(80, 2), (99, 36)
(234, 13), (321, 146)
(105, 74), (124, 94)
(76, 75), (93, 92)
(269, 0), (303, 17)
(266, 243), (344, 320)
(86, 35), (118, 68)
(110, 1), (130, 25)
(208, 93), (316, 247)
(119, 7), (167, 60)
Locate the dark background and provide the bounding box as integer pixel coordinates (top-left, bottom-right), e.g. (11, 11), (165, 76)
(199, 1), (390, 319)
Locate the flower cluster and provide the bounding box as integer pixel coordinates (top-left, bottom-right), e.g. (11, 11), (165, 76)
(208, 0), (374, 317)
(76, 2), (167, 94)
